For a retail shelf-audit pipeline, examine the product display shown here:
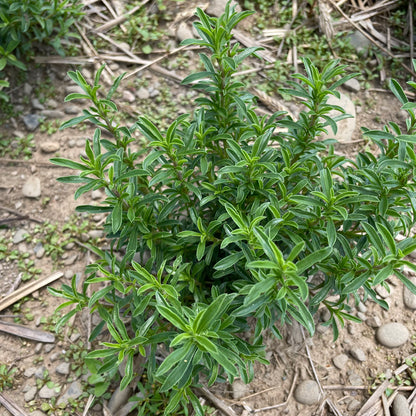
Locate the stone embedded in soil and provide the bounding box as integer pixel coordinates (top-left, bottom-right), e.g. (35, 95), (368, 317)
(347, 399), (361, 412)
(206, 0), (239, 17)
(377, 323), (409, 348)
(108, 386), (133, 412)
(38, 384), (59, 399)
(232, 379), (249, 399)
(63, 254), (78, 266)
(29, 411), (47, 416)
(64, 105), (82, 115)
(392, 393), (410, 416)
(22, 176), (41, 198)
(343, 78), (360, 93)
(350, 348), (367, 362)
(22, 114), (41, 131)
(348, 371), (363, 386)
(122, 90), (135, 103)
(347, 31), (372, 56)
(40, 141), (60, 153)
(57, 381), (83, 405)
(136, 86), (150, 100)
(24, 386), (37, 402)
(294, 380), (320, 405)
(34, 242), (45, 259)
(403, 276), (416, 309)
(320, 93), (356, 143)
(55, 362), (70, 375)
(34, 366), (47, 379)
(24, 367), (37, 378)
(91, 189), (103, 200)
(176, 22), (193, 42)
(31, 98), (45, 111)
(333, 353), (349, 370)
(357, 302), (367, 313)
(375, 284), (391, 298)
(13, 228), (28, 244)
(366, 315), (382, 328)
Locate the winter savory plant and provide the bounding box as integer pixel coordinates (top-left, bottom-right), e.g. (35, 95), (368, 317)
(49, 2), (416, 414)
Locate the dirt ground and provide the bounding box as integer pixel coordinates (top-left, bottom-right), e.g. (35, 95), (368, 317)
(0, 1), (415, 415)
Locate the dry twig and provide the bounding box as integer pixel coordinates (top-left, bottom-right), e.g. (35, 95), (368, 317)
(195, 386), (238, 416)
(327, 0), (416, 78)
(0, 392), (29, 416)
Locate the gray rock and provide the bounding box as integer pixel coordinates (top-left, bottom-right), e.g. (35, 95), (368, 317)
(357, 302), (367, 313)
(392, 394), (410, 416)
(343, 78), (360, 93)
(366, 315), (382, 328)
(232, 379), (249, 399)
(68, 139), (76, 148)
(91, 189), (103, 200)
(377, 323), (409, 348)
(403, 276), (416, 309)
(63, 254), (78, 266)
(64, 105), (81, 115)
(22, 114), (41, 131)
(22, 176), (41, 198)
(206, 0), (239, 17)
(88, 230), (105, 239)
(108, 386), (133, 412)
(122, 90), (135, 103)
(55, 362), (70, 375)
(34, 242), (45, 259)
(39, 384), (59, 399)
(333, 354), (349, 370)
(24, 386), (37, 402)
(350, 348), (366, 362)
(176, 22), (193, 42)
(13, 229), (28, 244)
(114, 402), (138, 416)
(44, 343), (54, 353)
(347, 399), (361, 411)
(40, 141), (60, 153)
(347, 31), (372, 56)
(357, 311), (367, 321)
(64, 270), (75, 279)
(31, 98), (45, 111)
(348, 371), (363, 386)
(320, 93), (356, 143)
(40, 109), (65, 119)
(46, 98), (58, 109)
(24, 367), (37, 378)
(57, 381), (83, 405)
(375, 284), (391, 298)
(294, 380), (320, 405)
(65, 85), (84, 95)
(24, 83), (33, 96)
(34, 366), (47, 379)
(137, 87), (150, 100)
(30, 412), (47, 416)
(149, 88), (160, 98)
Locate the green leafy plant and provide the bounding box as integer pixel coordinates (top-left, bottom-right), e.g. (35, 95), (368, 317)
(0, 0), (84, 101)
(50, 3), (416, 414)
(0, 364), (17, 391)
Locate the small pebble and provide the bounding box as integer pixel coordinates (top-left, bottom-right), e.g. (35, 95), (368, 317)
(392, 393), (410, 416)
(39, 384), (59, 399)
(375, 284), (391, 298)
(357, 302), (367, 313)
(56, 362), (70, 375)
(347, 399), (361, 411)
(22, 114), (41, 131)
(13, 229), (28, 244)
(343, 78), (360, 92)
(136, 87), (150, 100)
(122, 90), (135, 103)
(403, 276), (416, 309)
(40, 109), (65, 119)
(350, 348), (366, 362)
(348, 371), (363, 386)
(22, 176), (41, 198)
(91, 189), (103, 200)
(40, 141), (60, 153)
(24, 386), (37, 402)
(366, 315), (382, 328)
(377, 323), (409, 348)
(333, 354), (349, 370)
(294, 380), (320, 405)
(232, 379), (249, 399)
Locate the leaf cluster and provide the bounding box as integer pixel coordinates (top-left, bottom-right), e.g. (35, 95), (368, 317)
(50, 2), (416, 414)
(0, 0), (84, 101)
